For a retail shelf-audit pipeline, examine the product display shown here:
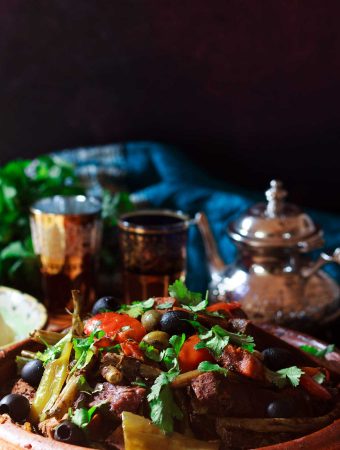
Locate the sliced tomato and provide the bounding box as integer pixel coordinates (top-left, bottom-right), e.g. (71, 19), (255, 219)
(206, 302), (242, 314)
(120, 341), (145, 361)
(300, 374), (332, 400)
(178, 334), (214, 372)
(84, 312), (146, 343)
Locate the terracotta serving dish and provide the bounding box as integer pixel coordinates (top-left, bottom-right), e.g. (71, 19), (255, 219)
(0, 329), (339, 450)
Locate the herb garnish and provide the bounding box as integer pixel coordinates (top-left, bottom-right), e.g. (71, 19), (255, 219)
(36, 331), (72, 365)
(188, 321), (255, 357)
(147, 371), (183, 434)
(69, 406), (98, 429)
(266, 366), (305, 388)
(198, 361), (228, 376)
(139, 341), (162, 362)
(300, 344), (334, 358)
(168, 280), (208, 311)
(71, 330), (105, 373)
(117, 298), (155, 318)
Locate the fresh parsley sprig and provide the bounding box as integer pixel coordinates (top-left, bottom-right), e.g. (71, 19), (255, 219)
(168, 280), (208, 312)
(147, 371), (183, 434)
(117, 298), (155, 318)
(188, 321), (255, 357)
(197, 361), (228, 376)
(266, 366), (305, 388)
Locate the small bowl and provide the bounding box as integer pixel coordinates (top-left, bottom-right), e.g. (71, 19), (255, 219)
(0, 286), (47, 348)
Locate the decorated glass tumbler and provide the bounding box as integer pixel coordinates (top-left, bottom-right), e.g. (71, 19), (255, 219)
(30, 195), (102, 313)
(118, 209), (190, 302)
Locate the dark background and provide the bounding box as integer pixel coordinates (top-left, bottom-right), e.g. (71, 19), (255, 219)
(1, 0), (340, 211)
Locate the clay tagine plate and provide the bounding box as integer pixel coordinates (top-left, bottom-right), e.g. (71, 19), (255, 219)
(0, 326), (339, 449)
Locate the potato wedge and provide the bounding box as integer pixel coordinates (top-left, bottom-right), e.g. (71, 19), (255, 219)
(122, 411), (219, 450)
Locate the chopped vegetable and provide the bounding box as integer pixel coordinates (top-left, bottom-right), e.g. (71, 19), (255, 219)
(122, 411), (219, 450)
(139, 341), (162, 362)
(206, 302), (242, 315)
(178, 335), (214, 372)
(300, 344), (335, 358)
(31, 341), (73, 422)
(300, 374), (332, 400)
(36, 331), (73, 366)
(84, 312), (146, 342)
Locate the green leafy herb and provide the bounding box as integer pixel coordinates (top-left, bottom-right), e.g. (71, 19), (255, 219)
(182, 298), (208, 313)
(300, 344), (335, 358)
(169, 334), (186, 356)
(98, 343), (121, 353)
(77, 375), (94, 394)
(147, 372), (182, 434)
(69, 406), (97, 429)
(267, 366), (305, 388)
(36, 331), (72, 365)
(189, 320), (255, 355)
(117, 298), (155, 318)
(168, 280), (203, 307)
(313, 372), (326, 385)
(71, 330), (105, 373)
(156, 302), (174, 310)
(198, 361), (228, 376)
(139, 341), (162, 362)
(195, 325), (230, 358)
(0, 156), (84, 292)
(159, 334), (186, 372)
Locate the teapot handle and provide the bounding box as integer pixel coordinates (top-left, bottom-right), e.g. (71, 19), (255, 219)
(195, 212), (226, 272)
(302, 248), (340, 278)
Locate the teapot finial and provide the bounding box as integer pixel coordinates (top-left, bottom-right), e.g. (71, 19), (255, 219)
(265, 179), (287, 217)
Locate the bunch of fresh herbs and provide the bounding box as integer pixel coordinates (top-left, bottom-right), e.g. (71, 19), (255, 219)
(0, 155), (134, 294)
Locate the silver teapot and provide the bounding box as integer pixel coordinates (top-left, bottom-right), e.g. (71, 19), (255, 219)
(197, 180), (340, 328)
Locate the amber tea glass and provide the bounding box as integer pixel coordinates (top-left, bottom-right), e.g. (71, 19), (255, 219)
(118, 209), (190, 302)
(30, 195), (102, 313)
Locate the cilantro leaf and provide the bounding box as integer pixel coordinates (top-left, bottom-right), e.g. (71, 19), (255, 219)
(169, 334), (186, 356)
(182, 298), (208, 313)
(221, 329), (255, 353)
(139, 341), (162, 362)
(198, 361), (228, 376)
(313, 371), (326, 384)
(147, 372), (182, 433)
(195, 325), (230, 358)
(71, 330), (104, 373)
(300, 344), (335, 358)
(267, 366), (305, 388)
(36, 331), (72, 365)
(117, 298), (155, 318)
(156, 302), (174, 310)
(69, 406), (97, 429)
(168, 280), (202, 307)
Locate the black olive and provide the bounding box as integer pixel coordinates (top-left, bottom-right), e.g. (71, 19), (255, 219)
(267, 398), (296, 418)
(0, 394), (30, 422)
(21, 359), (44, 387)
(54, 420), (85, 445)
(91, 296), (121, 315)
(262, 347), (295, 371)
(159, 310), (194, 336)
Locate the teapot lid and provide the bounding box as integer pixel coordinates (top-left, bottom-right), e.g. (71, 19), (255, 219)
(228, 180), (323, 250)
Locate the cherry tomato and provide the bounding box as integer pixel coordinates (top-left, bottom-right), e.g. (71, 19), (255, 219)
(178, 334), (214, 372)
(120, 341), (145, 361)
(300, 374), (332, 400)
(206, 302), (242, 314)
(84, 312), (146, 343)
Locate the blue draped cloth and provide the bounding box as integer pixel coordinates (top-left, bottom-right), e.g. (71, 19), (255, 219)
(55, 141), (340, 292)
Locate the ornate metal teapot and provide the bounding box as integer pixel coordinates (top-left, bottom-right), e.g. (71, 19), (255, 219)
(197, 180), (340, 328)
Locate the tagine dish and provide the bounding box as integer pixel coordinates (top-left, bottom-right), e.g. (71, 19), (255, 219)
(0, 281), (339, 450)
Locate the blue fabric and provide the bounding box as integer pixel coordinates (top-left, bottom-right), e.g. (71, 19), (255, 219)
(55, 141), (340, 292)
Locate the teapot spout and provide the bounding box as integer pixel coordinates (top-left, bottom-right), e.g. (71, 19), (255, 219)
(302, 247), (340, 278)
(196, 212), (226, 274)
